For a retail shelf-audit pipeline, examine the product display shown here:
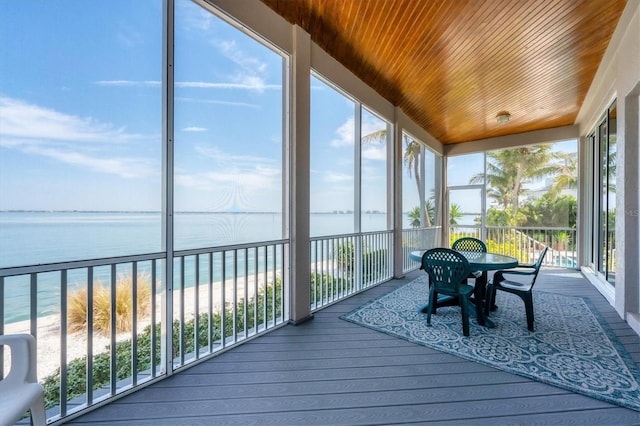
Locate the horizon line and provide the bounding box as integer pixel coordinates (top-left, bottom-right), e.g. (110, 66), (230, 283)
(0, 209), (389, 214)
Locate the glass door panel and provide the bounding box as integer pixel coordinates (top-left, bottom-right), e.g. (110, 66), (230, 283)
(606, 103), (617, 285)
(448, 187), (484, 242)
(591, 101), (616, 287)
(599, 119), (608, 276)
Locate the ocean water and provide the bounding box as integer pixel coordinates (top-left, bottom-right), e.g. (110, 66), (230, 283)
(0, 211), (392, 323)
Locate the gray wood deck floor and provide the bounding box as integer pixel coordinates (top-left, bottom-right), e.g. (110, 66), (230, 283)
(69, 269), (640, 425)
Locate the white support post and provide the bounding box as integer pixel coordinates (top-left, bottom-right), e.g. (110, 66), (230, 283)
(289, 25), (313, 324)
(393, 107), (404, 278)
(161, 0), (175, 375)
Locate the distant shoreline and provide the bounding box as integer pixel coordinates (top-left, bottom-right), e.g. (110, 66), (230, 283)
(0, 210), (394, 323)
(0, 210), (388, 214)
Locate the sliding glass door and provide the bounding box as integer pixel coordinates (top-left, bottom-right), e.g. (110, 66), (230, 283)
(588, 100), (616, 285)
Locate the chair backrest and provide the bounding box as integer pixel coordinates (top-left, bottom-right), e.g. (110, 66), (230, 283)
(421, 248), (471, 292)
(452, 237), (487, 253)
(0, 334), (38, 388)
(0, 333), (45, 426)
(529, 246), (549, 288)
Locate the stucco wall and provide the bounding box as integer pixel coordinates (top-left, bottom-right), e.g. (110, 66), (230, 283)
(577, 1), (640, 334)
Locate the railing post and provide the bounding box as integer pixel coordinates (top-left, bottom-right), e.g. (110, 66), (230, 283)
(161, 0), (175, 376)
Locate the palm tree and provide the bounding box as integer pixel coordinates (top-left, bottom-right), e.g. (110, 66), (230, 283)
(471, 145), (559, 218)
(449, 203), (463, 225)
(605, 136), (616, 193)
(408, 207), (421, 228)
(549, 152), (577, 197)
(360, 128), (387, 145)
(363, 130), (432, 227)
(408, 198), (436, 228)
(403, 136), (431, 226)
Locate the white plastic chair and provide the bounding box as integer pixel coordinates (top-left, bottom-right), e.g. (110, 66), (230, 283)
(0, 334), (46, 426)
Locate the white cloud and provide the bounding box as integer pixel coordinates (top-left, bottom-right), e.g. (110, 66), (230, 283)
(361, 116), (386, 139)
(0, 96), (155, 179)
(181, 80), (279, 92)
(195, 145), (277, 169)
(361, 165), (385, 181)
(22, 145), (155, 179)
(175, 164), (280, 211)
(183, 126), (207, 132)
(256, 165), (280, 176)
(208, 169), (276, 189)
(212, 39), (280, 94)
(0, 96), (133, 143)
(94, 79), (279, 92)
(176, 97), (259, 108)
(176, 145), (281, 207)
(183, 4), (215, 32)
(362, 145), (386, 161)
(330, 115), (387, 149)
(95, 36), (281, 96)
(330, 118), (355, 147)
(324, 172), (353, 183)
(215, 40), (267, 74)
(95, 80), (160, 87)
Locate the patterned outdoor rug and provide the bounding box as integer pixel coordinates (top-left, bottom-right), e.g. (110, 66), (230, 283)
(341, 276), (640, 411)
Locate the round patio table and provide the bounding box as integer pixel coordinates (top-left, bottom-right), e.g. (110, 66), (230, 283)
(409, 250), (519, 271)
(410, 249), (519, 328)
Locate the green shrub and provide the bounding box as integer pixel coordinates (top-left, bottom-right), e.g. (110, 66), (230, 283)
(362, 248), (387, 281)
(311, 272), (353, 303)
(42, 278), (282, 409)
(336, 241), (355, 275)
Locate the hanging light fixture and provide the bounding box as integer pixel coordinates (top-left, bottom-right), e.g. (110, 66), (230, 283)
(496, 111), (511, 123)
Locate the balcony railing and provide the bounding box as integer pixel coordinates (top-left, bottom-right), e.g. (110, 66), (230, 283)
(402, 226), (577, 272)
(401, 226), (442, 273)
(1, 224), (578, 423)
(450, 225), (577, 267)
(310, 230), (393, 310)
(0, 240), (288, 423)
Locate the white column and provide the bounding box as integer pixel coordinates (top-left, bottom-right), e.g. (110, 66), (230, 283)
(289, 25), (313, 324)
(393, 107), (404, 278)
(618, 84), (640, 327)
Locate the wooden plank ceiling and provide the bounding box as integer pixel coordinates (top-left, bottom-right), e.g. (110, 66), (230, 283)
(260, 0), (627, 144)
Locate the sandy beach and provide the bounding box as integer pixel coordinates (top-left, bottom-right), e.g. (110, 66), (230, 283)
(3, 275), (273, 380)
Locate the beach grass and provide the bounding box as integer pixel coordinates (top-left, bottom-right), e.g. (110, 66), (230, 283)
(67, 273), (153, 334)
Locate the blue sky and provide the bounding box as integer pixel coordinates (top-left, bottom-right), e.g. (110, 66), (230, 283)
(0, 0), (393, 214)
(0, 1), (284, 212)
(0, 1), (575, 217)
(1, 1), (162, 211)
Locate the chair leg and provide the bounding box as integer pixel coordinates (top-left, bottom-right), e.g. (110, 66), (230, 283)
(522, 292), (534, 331)
(431, 290), (438, 315)
(30, 390), (46, 426)
(485, 284), (494, 316)
(426, 289), (436, 325)
(460, 296), (470, 337)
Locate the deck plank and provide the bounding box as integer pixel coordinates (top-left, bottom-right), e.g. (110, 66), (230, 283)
(69, 269), (640, 425)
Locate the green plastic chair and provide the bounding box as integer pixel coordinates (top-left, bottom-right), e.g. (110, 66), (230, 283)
(452, 237), (487, 253)
(452, 237), (487, 282)
(485, 247), (549, 331)
(421, 248), (474, 336)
